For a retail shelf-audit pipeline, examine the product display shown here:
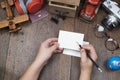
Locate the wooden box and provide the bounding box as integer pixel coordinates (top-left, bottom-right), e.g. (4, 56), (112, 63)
(48, 0), (80, 17)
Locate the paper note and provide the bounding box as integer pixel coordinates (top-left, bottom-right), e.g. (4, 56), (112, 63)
(63, 49), (80, 57)
(58, 30), (84, 51)
(63, 41), (89, 57)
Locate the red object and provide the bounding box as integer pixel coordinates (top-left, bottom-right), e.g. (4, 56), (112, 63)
(14, 0), (44, 15)
(80, 0), (101, 21)
(88, 0), (100, 5)
(27, 0), (44, 14)
(85, 4), (95, 16)
(14, 0), (26, 15)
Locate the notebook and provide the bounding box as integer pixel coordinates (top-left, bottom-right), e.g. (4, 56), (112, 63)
(58, 30), (84, 51)
(58, 30), (89, 57)
(63, 41), (89, 57)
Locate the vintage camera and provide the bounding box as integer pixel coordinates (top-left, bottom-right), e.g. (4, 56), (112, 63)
(102, 0), (120, 30)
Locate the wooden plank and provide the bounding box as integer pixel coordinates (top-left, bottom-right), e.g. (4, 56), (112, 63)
(1, 0), (14, 8)
(1, 2), (6, 8)
(0, 20), (9, 28)
(39, 17), (75, 80)
(14, 14), (29, 24)
(7, 0), (14, 6)
(0, 30), (10, 80)
(48, 0), (77, 17)
(49, 1), (77, 10)
(50, 0), (80, 6)
(48, 4), (77, 17)
(0, 14), (29, 29)
(4, 15), (74, 80)
(0, 3), (10, 80)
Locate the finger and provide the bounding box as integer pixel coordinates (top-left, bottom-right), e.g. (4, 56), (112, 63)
(82, 45), (95, 53)
(54, 49), (63, 53)
(43, 38), (58, 47)
(54, 47), (64, 53)
(49, 42), (54, 46)
(82, 45), (98, 61)
(46, 38), (58, 43)
(57, 47), (64, 51)
(49, 41), (62, 47)
(80, 49), (87, 62)
(50, 42), (59, 53)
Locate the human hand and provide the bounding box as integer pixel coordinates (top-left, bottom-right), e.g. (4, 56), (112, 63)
(34, 38), (63, 65)
(80, 45), (98, 74)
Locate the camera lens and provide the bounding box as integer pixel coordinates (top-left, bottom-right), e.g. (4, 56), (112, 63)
(105, 38), (119, 51)
(101, 14), (120, 30)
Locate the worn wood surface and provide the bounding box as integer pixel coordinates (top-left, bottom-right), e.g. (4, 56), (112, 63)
(0, 0), (120, 80)
(49, 0), (80, 6)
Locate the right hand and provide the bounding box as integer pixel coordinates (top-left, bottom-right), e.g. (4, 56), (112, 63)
(80, 45), (98, 73)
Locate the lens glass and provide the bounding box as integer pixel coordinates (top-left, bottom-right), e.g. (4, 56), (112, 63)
(94, 24), (119, 52)
(105, 38), (119, 51)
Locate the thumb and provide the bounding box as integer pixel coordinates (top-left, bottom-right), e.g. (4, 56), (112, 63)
(80, 49), (87, 62)
(50, 43), (59, 52)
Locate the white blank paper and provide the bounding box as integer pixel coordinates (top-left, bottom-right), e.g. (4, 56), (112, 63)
(58, 30), (84, 51)
(63, 41), (89, 57)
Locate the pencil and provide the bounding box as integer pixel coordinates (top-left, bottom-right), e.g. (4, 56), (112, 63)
(76, 42), (103, 72)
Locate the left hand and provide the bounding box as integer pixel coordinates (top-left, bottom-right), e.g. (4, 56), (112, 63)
(34, 38), (63, 64)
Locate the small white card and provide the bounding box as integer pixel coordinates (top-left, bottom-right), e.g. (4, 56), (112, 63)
(58, 30), (84, 51)
(63, 41), (89, 57)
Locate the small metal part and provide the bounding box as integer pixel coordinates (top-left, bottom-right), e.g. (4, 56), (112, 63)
(98, 67), (103, 72)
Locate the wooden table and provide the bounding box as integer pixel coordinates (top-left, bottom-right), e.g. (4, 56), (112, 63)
(0, 0), (120, 80)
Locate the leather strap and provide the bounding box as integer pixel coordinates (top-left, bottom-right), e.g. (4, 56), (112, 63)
(26, 0), (32, 6)
(19, 0), (27, 13)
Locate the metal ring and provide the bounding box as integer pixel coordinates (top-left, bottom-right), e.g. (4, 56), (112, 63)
(105, 38), (119, 51)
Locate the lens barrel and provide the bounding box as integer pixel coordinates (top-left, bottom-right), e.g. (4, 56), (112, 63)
(101, 14), (120, 30)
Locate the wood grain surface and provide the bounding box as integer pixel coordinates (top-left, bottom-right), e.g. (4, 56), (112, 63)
(49, 0), (80, 6)
(0, 0), (120, 80)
